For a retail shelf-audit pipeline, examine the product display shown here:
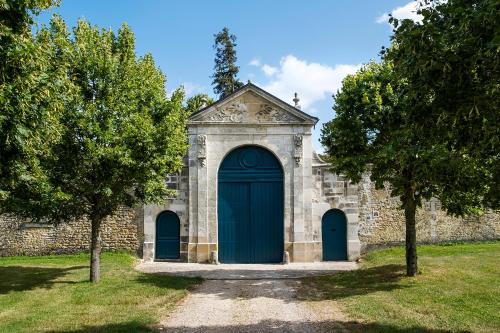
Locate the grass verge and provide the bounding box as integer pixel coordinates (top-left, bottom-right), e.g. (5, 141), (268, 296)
(303, 241), (500, 333)
(0, 252), (200, 333)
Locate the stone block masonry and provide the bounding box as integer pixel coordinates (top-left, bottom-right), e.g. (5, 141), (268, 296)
(0, 206), (142, 256)
(357, 174), (500, 251)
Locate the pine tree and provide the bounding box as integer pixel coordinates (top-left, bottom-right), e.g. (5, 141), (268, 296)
(211, 27), (243, 98)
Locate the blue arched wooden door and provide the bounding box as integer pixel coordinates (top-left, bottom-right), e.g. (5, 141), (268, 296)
(155, 211), (180, 260)
(218, 146), (284, 263)
(322, 209), (347, 261)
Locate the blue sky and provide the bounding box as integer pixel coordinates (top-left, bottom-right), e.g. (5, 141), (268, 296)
(39, 0), (422, 151)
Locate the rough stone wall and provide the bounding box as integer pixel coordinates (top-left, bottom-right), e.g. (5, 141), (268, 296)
(143, 166), (189, 261)
(311, 161), (361, 260)
(0, 206), (141, 256)
(358, 173), (500, 251)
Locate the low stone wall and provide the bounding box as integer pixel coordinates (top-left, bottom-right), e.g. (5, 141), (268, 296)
(358, 176), (500, 251)
(2, 173), (499, 257)
(0, 207), (141, 256)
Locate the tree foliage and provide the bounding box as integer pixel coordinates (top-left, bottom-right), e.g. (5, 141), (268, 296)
(185, 93), (214, 114)
(1, 13), (189, 282)
(0, 0), (65, 209)
(321, 0), (498, 276)
(385, 0), (499, 209)
(321, 60), (490, 276)
(211, 27), (243, 98)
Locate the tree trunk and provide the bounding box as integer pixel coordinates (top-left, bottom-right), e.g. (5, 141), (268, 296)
(404, 185), (418, 277)
(90, 216), (102, 283)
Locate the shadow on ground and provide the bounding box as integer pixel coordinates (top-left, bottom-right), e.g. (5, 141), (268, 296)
(44, 319), (472, 333)
(136, 261), (357, 280)
(150, 269), (352, 280)
(45, 322), (153, 333)
(137, 264), (407, 303)
(135, 273), (202, 290)
(0, 265), (86, 294)
(302, 264), (408, 300)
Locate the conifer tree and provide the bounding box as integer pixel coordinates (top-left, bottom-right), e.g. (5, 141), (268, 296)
(211, 27), (243, 98)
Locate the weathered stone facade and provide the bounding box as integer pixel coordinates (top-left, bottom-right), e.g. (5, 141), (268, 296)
(357, 175), (500, 251)
(311, 153), (362, 260)
(1, 83), (498, 259)
(0, 207), (141, 256)
(143, 83), (352, 263)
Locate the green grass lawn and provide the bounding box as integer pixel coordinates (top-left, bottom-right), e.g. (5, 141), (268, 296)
(304, 241), (500, 333)
(0, 252), (200, 333)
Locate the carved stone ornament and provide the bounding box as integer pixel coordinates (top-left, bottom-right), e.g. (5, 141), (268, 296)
(197, 135), (207, 167)
(256, 104), (296, 122)
(207, 100), (246, 122)
(294, 134), (303, 166)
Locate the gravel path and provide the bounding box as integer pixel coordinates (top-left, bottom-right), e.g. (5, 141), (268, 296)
(137, 262), (357, 280)
(160, 278), (348, 333)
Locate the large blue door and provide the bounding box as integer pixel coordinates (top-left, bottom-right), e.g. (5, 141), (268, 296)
(155, 211), (180, 260)
(218, 146), (284, 263)
(322, 209), (347, 261)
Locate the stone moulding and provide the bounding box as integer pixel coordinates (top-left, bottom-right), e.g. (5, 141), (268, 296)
(197, 135), (207, 167)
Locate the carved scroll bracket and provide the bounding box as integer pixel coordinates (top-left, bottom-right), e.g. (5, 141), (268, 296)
(294, 134), (303, 167)
(197, 135), (207, 167)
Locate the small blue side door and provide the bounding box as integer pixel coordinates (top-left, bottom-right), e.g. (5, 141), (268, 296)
(155, 211), (180, 260)
(322, 209), (347, 261)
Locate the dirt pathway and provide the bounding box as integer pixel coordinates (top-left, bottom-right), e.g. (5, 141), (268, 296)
(161, 278), (348, 333)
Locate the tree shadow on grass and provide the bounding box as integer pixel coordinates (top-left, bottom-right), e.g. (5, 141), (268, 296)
(44, 319), (472, 333)
(48, 321), (156, 333)
(302, 264), (408, 300)
(0, 265), (87, 294)
(134, 272), (202, 290)
(46, 321), (154, 333)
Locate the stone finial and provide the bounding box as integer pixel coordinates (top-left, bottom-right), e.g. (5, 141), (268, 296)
(293, 92), (301, 109)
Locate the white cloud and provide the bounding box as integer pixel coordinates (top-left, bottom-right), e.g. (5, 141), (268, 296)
(376, 1), (423, 24)
(249, 58), (261, 67)
(261, 64), (278, 77)
(249, 58), (278, 77)
(260, 55), (360, 111)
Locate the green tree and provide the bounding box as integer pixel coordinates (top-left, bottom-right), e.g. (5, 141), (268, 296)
(3, 16), (189, 283)
(56, 19), (188, 282)
(320, 61), (489, 276)
(211, 27), (243, 98)
(385, 0), (499, 209)
(0, 0), (67, 214)
(185, 93), (214, 114)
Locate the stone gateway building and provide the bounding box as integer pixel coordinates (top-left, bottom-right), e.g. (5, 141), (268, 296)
(1, 83), (499, 259)
(143, 83), (361, 263)
(140, 83), (499, 263)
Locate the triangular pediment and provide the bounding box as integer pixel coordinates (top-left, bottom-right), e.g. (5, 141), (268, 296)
(188, 83), (318, 125)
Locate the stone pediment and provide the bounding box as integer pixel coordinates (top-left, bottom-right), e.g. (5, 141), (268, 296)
(188, 83), (318, 125)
